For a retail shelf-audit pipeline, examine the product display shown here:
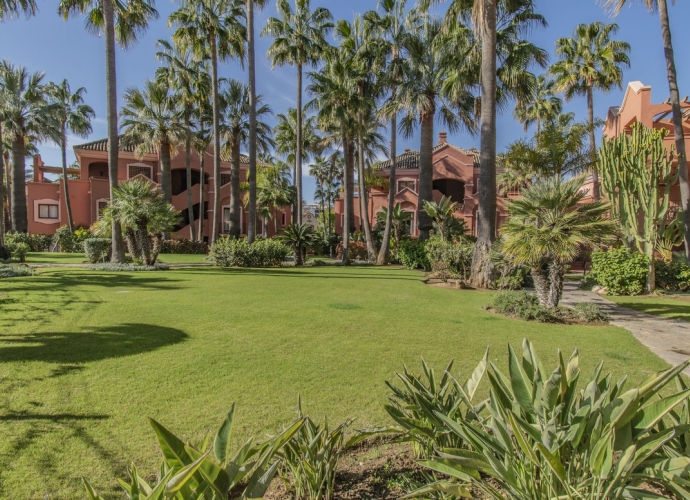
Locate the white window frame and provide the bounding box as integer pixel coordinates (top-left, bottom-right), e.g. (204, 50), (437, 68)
(39, 203), (59, 219)
(34, 198), (60, 224)
(397, 178), (417, 193)
(96, 198), (108, 220)
(402, 209), (416, 235)
(127, 163), (153, 180)
(222, 205), (231, 233)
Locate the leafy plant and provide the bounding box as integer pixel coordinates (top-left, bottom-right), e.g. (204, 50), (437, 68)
(491, 291), (556, 323)
(209, 238), (289, 268)
(0, 265), (33, 278)
(160, 239), (208, 255)
(335, 240), (367, 261)
(88, 263), (170, 272)
(655, 255), (690, 292)
(424, 238), (472, 282)
(422, 196), (466, 242)
(396, 240), (430, 271)
(83, 238), (111, 263)
(4, 232), (53, 252)
(53, 225), (91, 252)
(278, 224), (321, 266)
(591, 247), (648, 295)
(572, 302), (609, 323)
(11, 242), (29, 263)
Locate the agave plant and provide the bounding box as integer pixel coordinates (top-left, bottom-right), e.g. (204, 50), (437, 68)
(84, 403), (305, 499)
(405, 340), (690, 500)
(277, 223), (320, 266)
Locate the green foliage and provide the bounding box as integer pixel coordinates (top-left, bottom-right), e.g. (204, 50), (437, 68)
(396, 239), (430, 271)
(491, 291), (556, 323)
(489, 241), (528, 290)
(572, 302), (609, 323)
(4, 231), (52, 252)
(11, 242), (29, 263)
(406, 340), (690, 500)
(160, 239), (208, 255)
(591, 248), (648, 296)
(655, 256), (690, 292)
(53, 225), (91, 253)
(83, 238), (112, 264)
(0, 265), (33, 278)
(375, 203), (412, 246)
(84, 403), (305, 500)
(335, 240), (367, 261)
(88, 263), (170, 272)
(422, 196), (466, 242)
(277, 224), (321, 266)
(424, 238), (472, 281)
(280, 400), (353, 500)
(209, 238), (289, 268)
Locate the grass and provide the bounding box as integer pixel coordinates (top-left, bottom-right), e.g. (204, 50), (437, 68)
(607, 294), (690, 322)
(0, 265), (669, 499)
(25, 252), (209, 265)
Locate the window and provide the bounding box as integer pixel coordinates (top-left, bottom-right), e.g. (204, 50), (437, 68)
(97, 200), (108, 220)
(397, 180), (415, 192)
(220, 173), (231, 186)
(38, 204), (58, 219)
(402, 211), (414, 234)
(128, 164), (152, 179)
(222, 207), (231, 232)
(281, 213), (286, 225)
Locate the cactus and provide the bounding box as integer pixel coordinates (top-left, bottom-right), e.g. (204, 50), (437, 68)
(598, 123), (679, 292)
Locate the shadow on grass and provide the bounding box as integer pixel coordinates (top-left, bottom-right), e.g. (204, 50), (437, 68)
(177, 266), (422, 281)
(614, 301), (690, 323)
(5, 270), (186, 292)
(0, 323), (188, 364)
(0, 411), (109, 422)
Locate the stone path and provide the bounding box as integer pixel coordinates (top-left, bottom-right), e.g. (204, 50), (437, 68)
(560, 281), (690, 373)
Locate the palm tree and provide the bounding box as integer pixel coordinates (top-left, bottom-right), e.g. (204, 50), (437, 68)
(192, 95), (213, 242)
(274, 107), (320, 179)
(423, 196), (466, 241)
(500, 176), (617, 308)
(47, 79), (95, 233)
(514, 74), (562, 135)
(603, 0), (690, 262)
(58, 0), (158, 263)
(0, 61), (56, 233)
(278, 222), (319, 266)
(156, 38), (209, 241)
(256, 161), (295, 235)
(219, 79), (273, 238)
(550, 22), (630, 201)
(169, 0), (246, 244)
(120, 80), (186, 206)
(376, 202), (411, 247)
(0, 0), (35, 19)
(263, 0), (333, 225)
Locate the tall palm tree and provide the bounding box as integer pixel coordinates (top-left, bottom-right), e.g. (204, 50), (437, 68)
(514, 74), (562, 135)
(550, 22), (630, 201)
(156, 38), (209, 241)
(58, 0), (158, 263)
(603, 0), (690, 261)
(169, 0), (245, 244)
(0, 61), (56, 233)
(263, 0), (333, 225)
(120, 79), (186, 203)
(192, 95), (213, 242)
(256, 161), (295, 234)
(274, 107), (320, 177)
(47, 79), (95, 232)
(0, 0), (35, 19)
(219, 79), (273, 238)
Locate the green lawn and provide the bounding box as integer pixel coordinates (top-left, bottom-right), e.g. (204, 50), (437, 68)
(607, 294), (690, 322)
(26, 252), (209, 265)
(0, 266), (669, 499)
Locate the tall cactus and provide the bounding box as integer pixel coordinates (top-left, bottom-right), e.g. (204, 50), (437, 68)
(598, 123), (679, 292)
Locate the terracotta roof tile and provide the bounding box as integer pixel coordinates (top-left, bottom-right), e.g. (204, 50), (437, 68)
(374, 143), (480, 171)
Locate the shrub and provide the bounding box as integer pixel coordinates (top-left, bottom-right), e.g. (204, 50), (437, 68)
(0, 245), (10, 262)
(591, 247), (648, 295)
(335, 240), (367, 261)
(424, 238), (472, 280)
(209, 237), (289, 267)
(160, 238), (208, 254)
(0, 265), (33, 278)
(53, 225), (91, 253)
(11, 242), (29, 263)
(83, 238), (111, 263)
(4, 232), (52, 252)
(396, 239), (430, 271)
(491, 290), (556, 323)
(88, 263), (169, 272)
(572, 302), (609, 323)
(656, 256), (690, 292)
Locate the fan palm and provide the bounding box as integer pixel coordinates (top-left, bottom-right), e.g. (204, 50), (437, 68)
(278, 222), (319, 266)
(550, 22), (630, 200)
(376, 203), (411, 247)
(500, 176), (617, 308)
(0, 61), (57, 233)
(274, 106), (321, 193)
(256, 161), (295, 235)
(263, 0), (333, 225)
(169, 0), (245, 244)
(602, 0), (690, 262)
(514, 74), (562, 134)
(58, 0), (158, 263)
(120, 79), (186, 204)
(219, 79), (273, 238)
(423, 195), (466, 242)
(47, 79), (95, 232)
(0, 0), (35, 19)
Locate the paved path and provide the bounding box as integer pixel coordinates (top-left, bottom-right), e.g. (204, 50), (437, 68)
(560, 281), (690, 373)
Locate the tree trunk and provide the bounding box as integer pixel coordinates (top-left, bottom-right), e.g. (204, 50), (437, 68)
(296, 63), (304, 225)
(4, 151), (10, 231)
(60, 122), (74, 232)
(341, 123), (351, 265)
(10, 136), (27, 233)
(417, 109), (434, 241)
(159, 141), (172, 204)
(377, 110), (397, 264)
(470, 0), (498, 288)
(103, 0), (126, 262)
(586, 85), (600, 200)
(247, 0), (257, 243)
(198, 147), (205, 242)
(531, 266), (549, 307)
(657, 0), (690, 263)
(185, 112), (196, 241)
(210, 35), (222, 245)
(347, 140), (355, 235)
(546, 261), (565, 309)
(0, 122), (4, 246)
(229, 138), (242, 238)
(358, 111), (376, 261)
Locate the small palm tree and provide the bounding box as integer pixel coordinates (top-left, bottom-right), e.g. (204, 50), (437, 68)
(120, 79), (186, 204)
(278, 222), (319, 266)
(47, 79), (95, 232)
(422, 196), (465, 242)
(514, 74), (562, 135)
(500, 176), (618, 308)
(97, 179), (179, 265)
(376, 202), (410, 247)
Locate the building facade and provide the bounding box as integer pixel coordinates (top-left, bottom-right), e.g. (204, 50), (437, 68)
(27, 137), (291, 240)
(334, 132), (510, 238)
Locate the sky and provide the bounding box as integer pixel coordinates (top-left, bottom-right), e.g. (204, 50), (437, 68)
(1, 0), (689, 203)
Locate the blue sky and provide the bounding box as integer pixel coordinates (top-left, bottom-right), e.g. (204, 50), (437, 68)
(1, 0), (689, 203)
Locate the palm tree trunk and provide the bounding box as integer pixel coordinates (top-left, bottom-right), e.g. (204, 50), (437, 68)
(60, 122), (74, 232)
(10, 135), (27, 233)
(210, 35), (222, 245)
(229, 138), (241, 238)
(341, 123), (351, 265)
(470, 0), (498, 288)
(586, 85), (600, 200)
(185, 112), (196, 241)
(198, 147), (205, 242)
(378, 111), (397, 265)
(531, 266), (549, 307)
(247, 0), (257, 243)
(657, 0), (690, 262)
(296, 63), (303, 225)
(4, 151), (10, 231)
(358, 112), (376, 261)
(417, 109), (434, 241)
(0, 122), (4, 246)
(159, 141), (172, 204)
(546, 261), (565, 309)
(103, 0), (126, 263)
(347, 140), (355, 234)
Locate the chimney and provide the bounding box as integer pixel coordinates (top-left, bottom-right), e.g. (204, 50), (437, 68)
(33, 154), (42, 182)
(438, 131), (448, 145)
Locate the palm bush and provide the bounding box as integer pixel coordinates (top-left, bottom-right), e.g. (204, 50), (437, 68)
(422, 196), (466, 242)
(375, 203), (412, 247)
(405, 340), (690, 499)
(96, 179), (179, 266)
(278, 224), (320, 266)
